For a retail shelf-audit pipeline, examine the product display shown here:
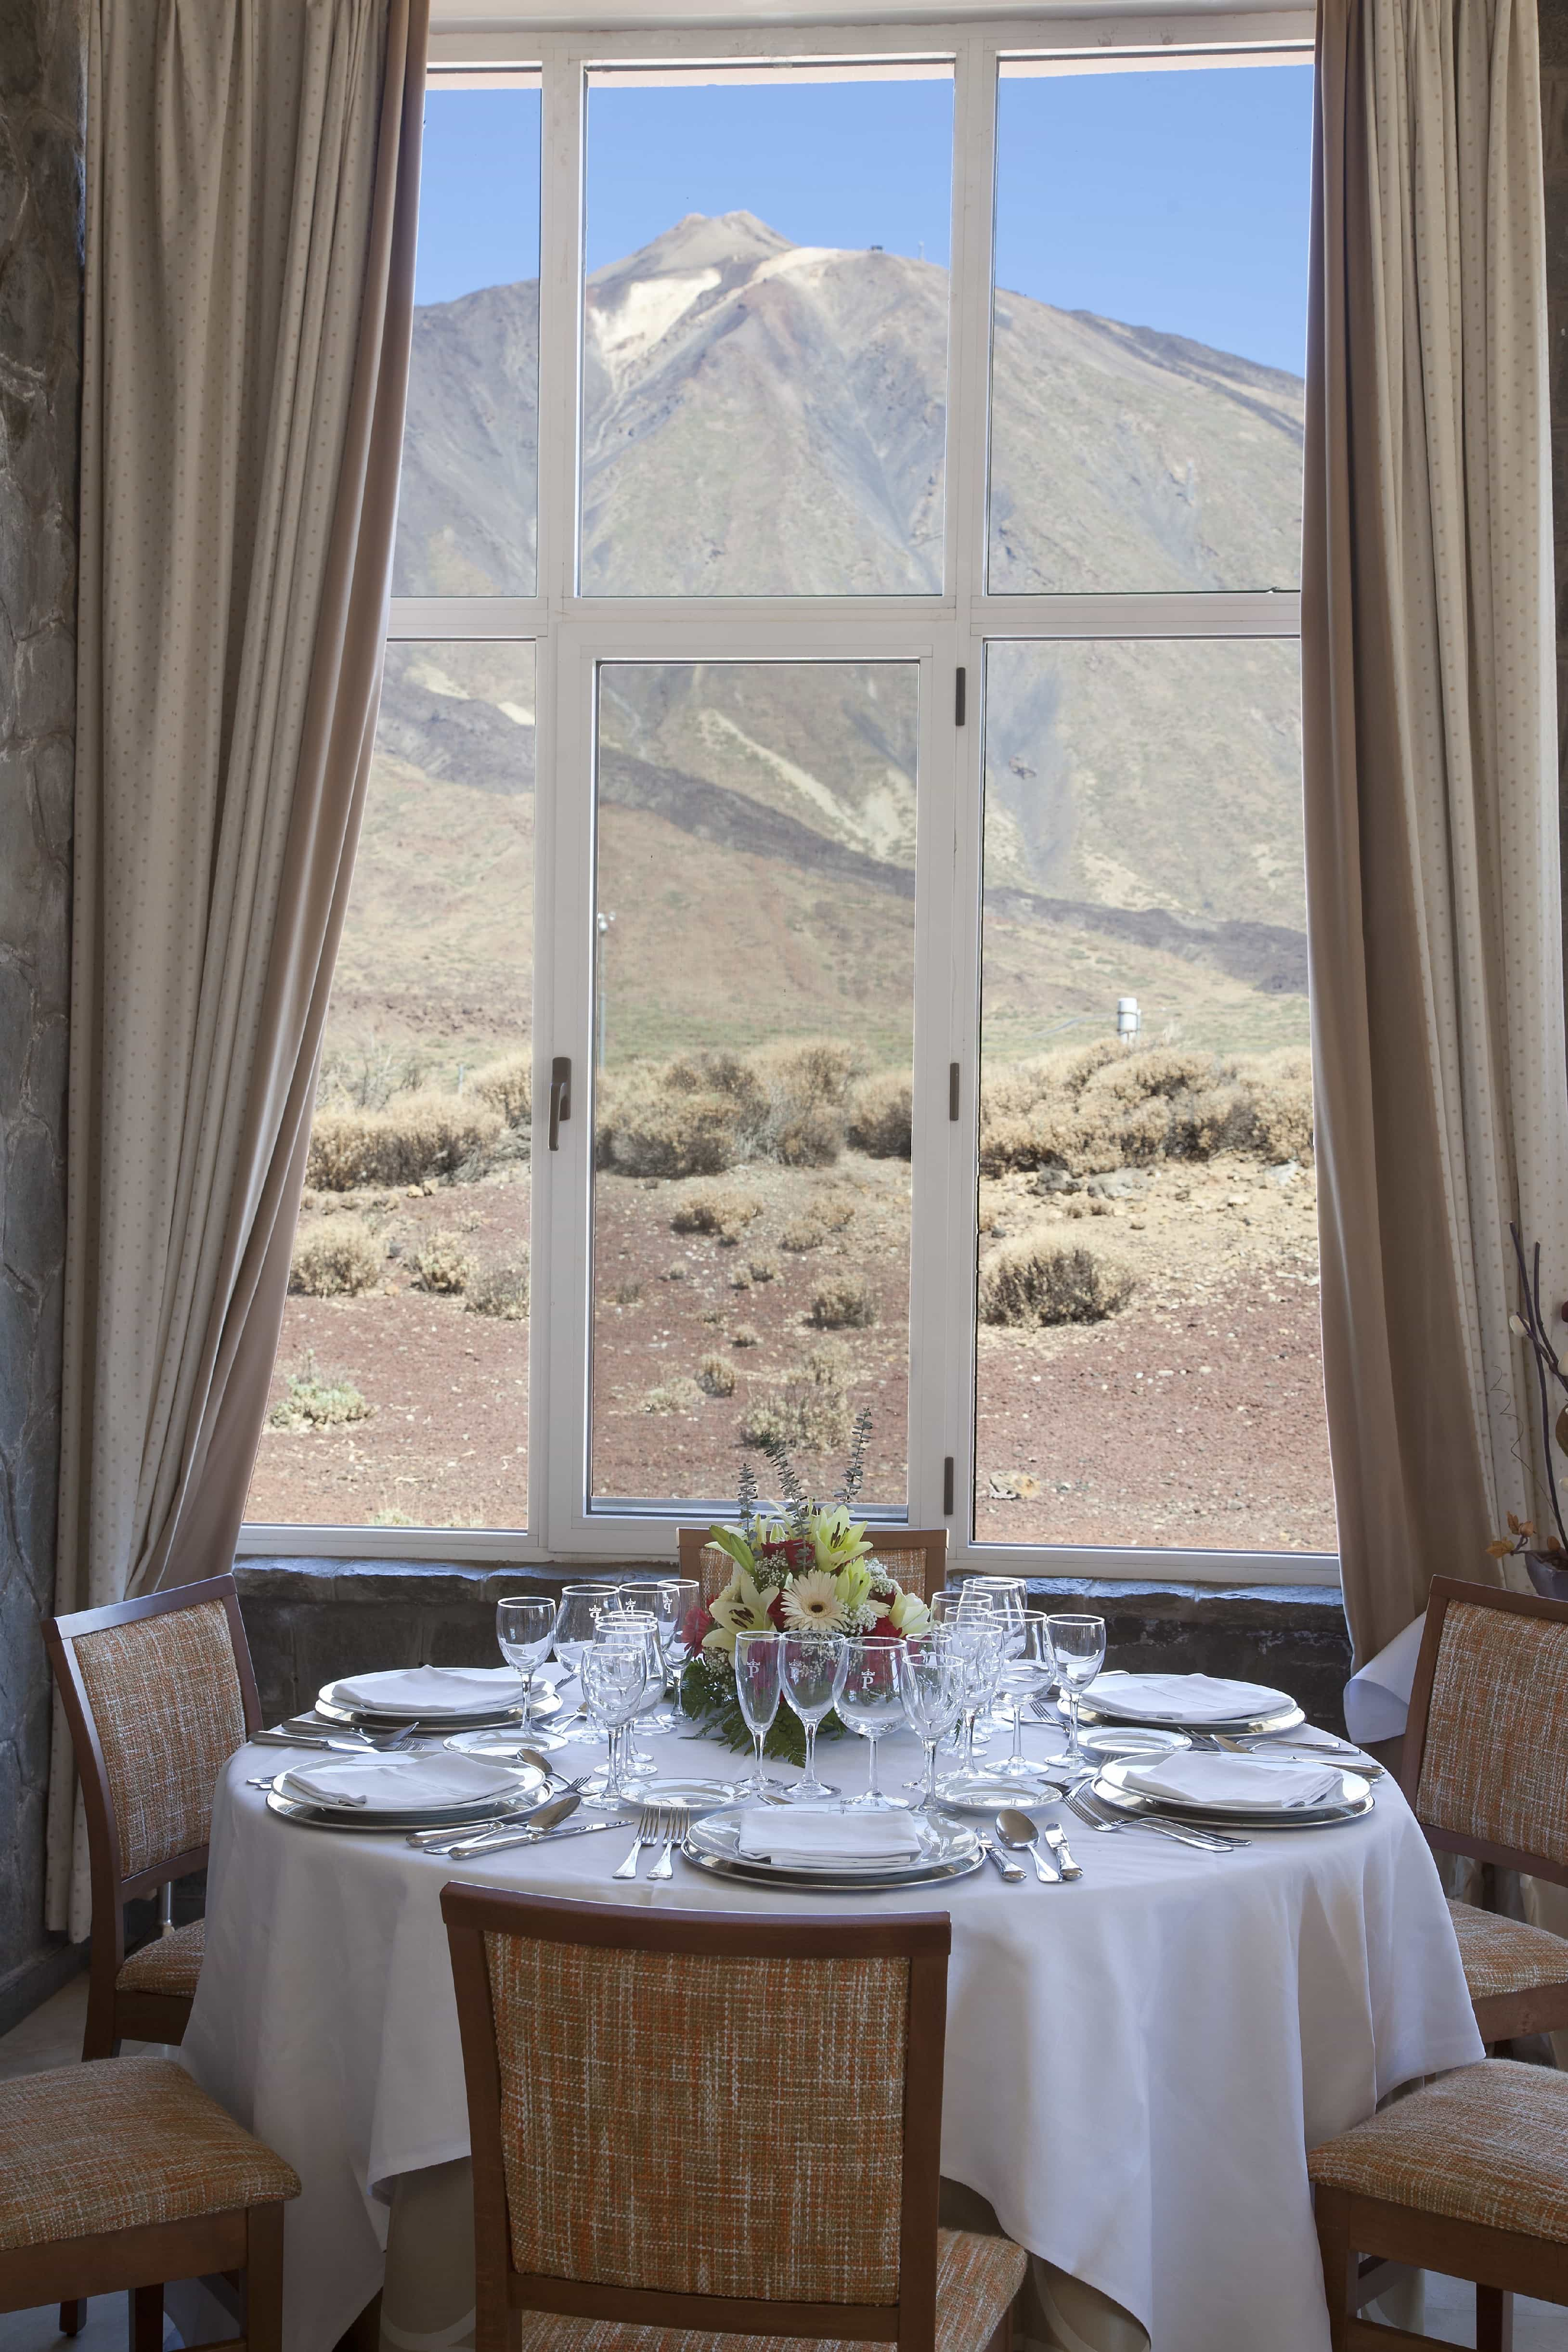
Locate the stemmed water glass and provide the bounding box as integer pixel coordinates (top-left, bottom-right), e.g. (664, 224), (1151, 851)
(495, 1596), (566, 1750)
(935, 1617), (1006, 1793)
(553, 1582), (617, 1732)
(616, 1579), (688, 1731)
(734, 1629), (784, 1795)
(957, 1577), (1028, 1727)
(779, 1632), (848, 1802)
(596, 1608), (665, 1777)
(898, 1637), (964, 1811)
(1047, 1613), (1107, 1774)
(581, 1641), (649, 1804)
(835, 1637), (909, 1809)
(993, 1611), (1058, 1783)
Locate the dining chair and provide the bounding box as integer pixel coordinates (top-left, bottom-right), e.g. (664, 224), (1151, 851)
(1401, 1577), (1568, 2045)
(45, 1573), (261, 2062)
(1309, 2056), (1568, 2352)
(440, 1885), (1026, 2352)
(677, 1525), (946, 1604)
(0, 2053), (299, 2350)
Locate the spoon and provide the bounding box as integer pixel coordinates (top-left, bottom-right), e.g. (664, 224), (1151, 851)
(442, 1791), (582, 1855)
(997, 1809), (1059, 1884)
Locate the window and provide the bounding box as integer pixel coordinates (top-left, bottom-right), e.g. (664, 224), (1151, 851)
(244, 13), (1335, 1591)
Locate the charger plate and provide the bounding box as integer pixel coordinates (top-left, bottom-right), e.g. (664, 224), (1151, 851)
(265, 1786), (544, 1835)
(686, 1804), (980, 1886)
(1091, 1759), (1373, 1831)
(682, 1845), (985, 1891)
(315, 1681), (561, 1732)
(1080, 1693), (1304, 1739)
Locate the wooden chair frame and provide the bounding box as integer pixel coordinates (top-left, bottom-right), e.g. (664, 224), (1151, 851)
(0, 2197), (285, 2351)
(1315, 2178), (1568, 2352)
(1401, 1576), (1568, 2042)
(441, 1886), (952, 2352)
(45, 1573), (261, 2061)
(677, 1526), (948, 1604)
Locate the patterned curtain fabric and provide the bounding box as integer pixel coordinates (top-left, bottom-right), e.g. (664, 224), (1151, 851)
(1304, 0), (1568, 1662)
(48, 0), (428, 1933)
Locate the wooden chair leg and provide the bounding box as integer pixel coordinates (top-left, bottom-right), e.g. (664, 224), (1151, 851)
(246, 2199), (286, 2352)
(1477, 2284), (1514, 2352)
(132, 2281), (163, 2351)
(59, 2300), (85, 2337)
(1312, 2189), (1357, 2352)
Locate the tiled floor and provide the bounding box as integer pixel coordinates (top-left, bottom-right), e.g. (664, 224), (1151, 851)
(2, 1979), (1566, 2347)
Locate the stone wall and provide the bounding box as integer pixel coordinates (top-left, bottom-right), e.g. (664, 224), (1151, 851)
(0, 0), (82, 2033)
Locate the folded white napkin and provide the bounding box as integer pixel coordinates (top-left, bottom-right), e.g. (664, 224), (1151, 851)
(279, 1752), (521, 1812)
(331, 1665), (523, 1716)
(1092, 1672), (1292, 1725)
(1343, 1613), (1425, 1745)
(1121, 1752), (1344, 1811)
(734, 1809), (924, 1867)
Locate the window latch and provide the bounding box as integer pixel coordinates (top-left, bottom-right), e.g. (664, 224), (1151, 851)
(548, 1055), (571, 1150)
(954, 666), (966, 727)
(943, 1456), (955, 1517)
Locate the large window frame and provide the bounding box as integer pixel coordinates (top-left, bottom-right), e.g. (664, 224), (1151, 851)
(240, 4), (1333, 1587)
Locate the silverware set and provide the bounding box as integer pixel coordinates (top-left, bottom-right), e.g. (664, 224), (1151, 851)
(612, 1802), (690, 1882)
(1064, 1783), (1247, 1851)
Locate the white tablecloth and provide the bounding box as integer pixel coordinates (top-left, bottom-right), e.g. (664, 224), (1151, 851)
(181, 1711), (1481, 2352)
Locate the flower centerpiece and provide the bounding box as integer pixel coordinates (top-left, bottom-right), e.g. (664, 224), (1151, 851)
(680, 1415), (932, 1760)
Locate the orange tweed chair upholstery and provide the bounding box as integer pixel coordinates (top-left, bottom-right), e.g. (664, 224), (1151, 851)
(46, 1574), (261, 2063)
(0, 2054), (298, 2349)
(678, 1528), (946, 1606)
(441, 1887), (1026, 2352)
(1402, 1578), (1568, 2045)
(1308, 2059), (1568, 2351)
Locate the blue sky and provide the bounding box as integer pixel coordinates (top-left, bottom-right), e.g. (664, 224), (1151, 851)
(414, 60), (1313, 375)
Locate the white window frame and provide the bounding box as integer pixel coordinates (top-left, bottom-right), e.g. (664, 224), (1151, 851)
(239, 3), (1336, 1588)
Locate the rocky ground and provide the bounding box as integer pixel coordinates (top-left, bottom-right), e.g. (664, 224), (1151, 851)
(246, 1149), (1334, 1556)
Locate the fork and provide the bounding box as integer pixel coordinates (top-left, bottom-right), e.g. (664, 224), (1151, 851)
(614, 1804), (663, 1879)
(1065, 1785), (1245, 1852)
(648, 1801), (688, 1881)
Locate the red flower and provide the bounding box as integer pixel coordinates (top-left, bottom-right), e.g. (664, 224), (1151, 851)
(766, 1590), (788, 1630)
(685, 1603), (714, 1649)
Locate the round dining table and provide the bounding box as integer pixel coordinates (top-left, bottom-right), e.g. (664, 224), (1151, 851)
(180, 1693), (1481, 2352)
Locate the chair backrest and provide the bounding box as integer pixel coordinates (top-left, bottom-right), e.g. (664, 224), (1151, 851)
(46, 1574), (260, 1901)
(1402, 1576), (1568, 1884)
(441, 1886), (949, 2351)
(677, 1526), (946, 1605)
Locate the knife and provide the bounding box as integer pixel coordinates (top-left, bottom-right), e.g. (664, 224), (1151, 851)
(446, 1819), (622, 1860)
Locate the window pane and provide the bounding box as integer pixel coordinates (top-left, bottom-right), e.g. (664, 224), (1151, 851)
(395, 74), (541, 596)
(988, 54), (1312, 594)
(246, 643), (535, 1530)
(974, 639), (1332, 1554)
(589, 660), (916, 1509)
(582, 65), (953, 596)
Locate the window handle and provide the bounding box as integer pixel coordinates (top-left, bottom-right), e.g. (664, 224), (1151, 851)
(548, 1056), (571, 1151)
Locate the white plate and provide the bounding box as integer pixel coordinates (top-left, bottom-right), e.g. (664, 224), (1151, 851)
(1078, 1724), (1192, 1761)
(683, 1846), (985, 1892)
(274, 1751), (543, 1818)
(265, 1787), (544, 1835)
(612, 1777), (738, 1816)
(688, 1803), (978, 1882)
(933, 1772), (1067, 1816)
(315, 1671), (561, 1730)
(1093, 1759), (1374, 1828)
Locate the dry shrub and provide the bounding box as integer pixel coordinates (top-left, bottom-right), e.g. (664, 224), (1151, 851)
(290, 1218), (381, 1298)
(597, 1065), (744, 1178)
(781, 1219), (827, 1253)
(809, 1276), (877, 1330)
(698, 1352), (737, 1397)
(750, 1258), (778, 1283)
(977, 1043), (1315, 1178)
(671, 1187), (763, 1237)
(471, 1053), (531, 1128)
(729, 1267), (753, 1291)
(269, 1353), (370, 1432)
(612, 1279), (645, 1306)
(813, 1191), (857, 1231)
(467, 1260), (529, 1320)
(732, 1325), (760, 1348)
(643, 1376), (705, 1415)
(309, 1093), (503, 1190)
(409, 1229), (472, 1294)
(739, 1345), (852, 1454)
(847, 1071), (913, 1158)
(978, 1238), (1136, 1327)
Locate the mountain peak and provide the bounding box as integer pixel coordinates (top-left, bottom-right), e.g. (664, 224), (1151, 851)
(589, 209), (795, 286)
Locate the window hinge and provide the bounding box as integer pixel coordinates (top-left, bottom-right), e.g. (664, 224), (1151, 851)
(548, 1055), (571, 1150)
(943, 1456), (956, 1517)
(948, 1061), (960, 1121)
(954, 666), (966, 727)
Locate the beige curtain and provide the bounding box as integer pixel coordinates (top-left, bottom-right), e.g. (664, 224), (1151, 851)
(1304, 0), (1568, 1665)
(47, 0), (427, 1934)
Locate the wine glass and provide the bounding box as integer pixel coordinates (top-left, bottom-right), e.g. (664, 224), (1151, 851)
(581, 1641), (648, 1804)
(992, 1611), (1058, 1782)
(958, 1577), (1028, 1723)
(734, 1629), (784, 1795)
(898, 1637), (964, 1811)
(599, 1608), (665, 1773)
(553, 1583), (617, 1737)
(779, 1632), (848, 1802)
(616, 1579), (687, 1730)
(494, 1596), (566, 1751)
(934, 1617), (1006, 1792)
(1047, 1614), (1107, 1773)
(835, 1637), (909, 1808)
